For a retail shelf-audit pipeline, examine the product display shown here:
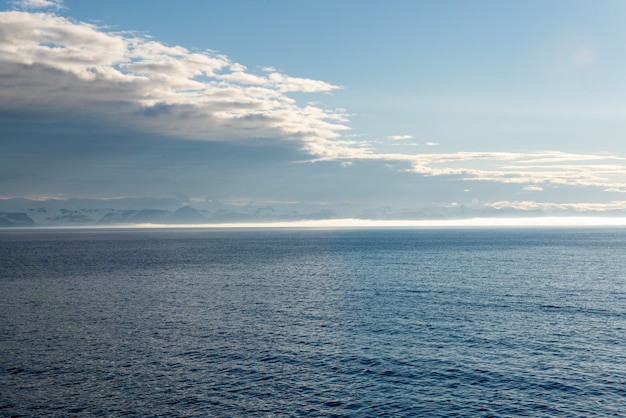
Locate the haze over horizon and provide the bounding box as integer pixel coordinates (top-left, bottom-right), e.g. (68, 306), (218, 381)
(2, 0), (626, 222)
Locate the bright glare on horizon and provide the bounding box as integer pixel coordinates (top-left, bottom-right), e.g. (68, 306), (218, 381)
(121, 217), (626, 229)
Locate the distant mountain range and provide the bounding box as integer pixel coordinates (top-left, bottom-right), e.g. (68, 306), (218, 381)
(0, 212), (35, 227)
(0, 198), (341, 227)
(1, 197), (625, 227)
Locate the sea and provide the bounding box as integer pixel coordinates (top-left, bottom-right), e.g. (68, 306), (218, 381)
(1, 227), (625, 417)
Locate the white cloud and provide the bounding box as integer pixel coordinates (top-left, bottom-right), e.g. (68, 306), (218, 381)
(522, 185), (544, 192)
(311, 147), (626, 192)
(425, 141), (439, 146)
(405, 151), (626, 190)
(390, 142), (419, 147)
(387, 135), (413, 141)
(10, 0), (63, 9)
(267, 72), (340, 93)
(0, 10), (347, 148)
(487, 200), (626, 212)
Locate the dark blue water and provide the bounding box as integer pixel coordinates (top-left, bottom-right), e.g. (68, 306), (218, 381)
(1, 228), (625, 417)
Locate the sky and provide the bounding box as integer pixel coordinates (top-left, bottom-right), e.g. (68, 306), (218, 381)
(2, 0), (626, 218)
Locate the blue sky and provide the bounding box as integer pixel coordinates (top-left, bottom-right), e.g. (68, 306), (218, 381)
(2, 0), (626, 218)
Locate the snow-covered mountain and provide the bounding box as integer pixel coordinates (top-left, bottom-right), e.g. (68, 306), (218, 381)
(2, 197), (624, 227)
(0, 198), (337, 227)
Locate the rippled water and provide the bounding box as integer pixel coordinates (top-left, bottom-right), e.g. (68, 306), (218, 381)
(1, 228), (625, 416)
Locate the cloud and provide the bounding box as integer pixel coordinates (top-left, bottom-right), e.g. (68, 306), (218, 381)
(487, 200), (626, 212)
(522, 185), (543, 192)
(313, 147), (626, 192)
(10, 0), (63, 9)
(387, 135), (413, 141)
(425, 141), (439, 146)
(266, 72), (339, 93)
(0, 10), (347, 150)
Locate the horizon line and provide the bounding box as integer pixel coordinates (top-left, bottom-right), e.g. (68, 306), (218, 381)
(5, 216), (626, 230)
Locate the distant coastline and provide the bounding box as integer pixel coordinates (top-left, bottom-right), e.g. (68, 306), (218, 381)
(3, 197), (626, 229)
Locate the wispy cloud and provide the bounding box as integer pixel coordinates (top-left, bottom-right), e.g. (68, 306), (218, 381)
(10, 0), (63, 10)
(487, 200), (626, 212)
(522, 185), (543, 192)
(404, 151), (626, 190)
(312, 148), (626, 192)
(387, 135), (413, 141)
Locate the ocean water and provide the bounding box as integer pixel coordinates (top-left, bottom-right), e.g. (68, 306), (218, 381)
(1, 228), (625, 417)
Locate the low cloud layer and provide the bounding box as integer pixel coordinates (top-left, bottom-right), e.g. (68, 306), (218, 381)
(313, 148), (626, 193)
(487, 200), (626, 212)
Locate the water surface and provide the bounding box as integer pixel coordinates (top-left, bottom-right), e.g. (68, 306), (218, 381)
(1, 228), (625, 416)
